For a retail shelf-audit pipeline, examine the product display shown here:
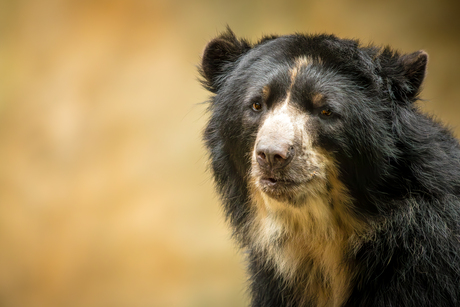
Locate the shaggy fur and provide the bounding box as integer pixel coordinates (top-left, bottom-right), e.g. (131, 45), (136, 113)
(200, 27), (460, 307)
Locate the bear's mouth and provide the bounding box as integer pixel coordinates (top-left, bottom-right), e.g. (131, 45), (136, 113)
(260, 177), (296, 187)
(256, 170), (319, 202)
(258, 176), (300, 198)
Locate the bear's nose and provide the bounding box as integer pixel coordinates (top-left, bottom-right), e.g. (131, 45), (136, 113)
(256, 141), (294, 170)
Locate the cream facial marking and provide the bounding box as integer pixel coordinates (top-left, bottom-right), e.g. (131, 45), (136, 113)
(254, 98), (299, 154)
(312, 93), (325, 108)
(290, 56), (311, 84)
(262, 85), (270, 100)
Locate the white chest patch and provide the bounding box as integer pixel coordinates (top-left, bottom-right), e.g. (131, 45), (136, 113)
(248, 184), (363, 307)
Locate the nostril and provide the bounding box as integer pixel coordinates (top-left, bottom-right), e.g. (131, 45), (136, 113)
(274, 153), (286, 162)
(258, 152), (266, 160)
(256, 151), (268, 167)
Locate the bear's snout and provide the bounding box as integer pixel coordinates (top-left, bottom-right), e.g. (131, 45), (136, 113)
(256, 139), (294, 171)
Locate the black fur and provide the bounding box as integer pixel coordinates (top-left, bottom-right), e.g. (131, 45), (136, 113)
(200, 28), (460, 306)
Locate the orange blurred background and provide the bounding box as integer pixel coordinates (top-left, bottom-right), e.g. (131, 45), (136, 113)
(0, 0), (459, 306)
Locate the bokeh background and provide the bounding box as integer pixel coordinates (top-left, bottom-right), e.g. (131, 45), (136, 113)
(0, 0), (459, 306)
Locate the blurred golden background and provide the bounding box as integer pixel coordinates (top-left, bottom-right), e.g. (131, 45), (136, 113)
(0, 0), (459, 306)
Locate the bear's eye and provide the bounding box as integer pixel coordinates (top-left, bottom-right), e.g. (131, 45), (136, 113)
(321, 109), (332, 117)
(252, 102), (263, 111)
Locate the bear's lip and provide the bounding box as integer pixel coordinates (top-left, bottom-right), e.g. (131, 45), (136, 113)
(257, 171), (318, 201)
(257, 177), (299, 201)
(260, 177), (296, 187)
(258, 177), (300, 195)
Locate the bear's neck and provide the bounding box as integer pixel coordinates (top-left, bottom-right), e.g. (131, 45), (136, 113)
(246, 184), (368, 306)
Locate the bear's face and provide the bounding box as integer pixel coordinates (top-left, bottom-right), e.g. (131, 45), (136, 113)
(201, 29), (427, 210)
(239, 55), (360, 205)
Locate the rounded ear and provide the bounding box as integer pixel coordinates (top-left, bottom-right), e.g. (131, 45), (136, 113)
(398, 50), (428, 99)
(380, 49), (428, 104)
(200, 27), (251, 93)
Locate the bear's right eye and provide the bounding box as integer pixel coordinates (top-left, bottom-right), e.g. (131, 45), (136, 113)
(252, 102), (262, 111)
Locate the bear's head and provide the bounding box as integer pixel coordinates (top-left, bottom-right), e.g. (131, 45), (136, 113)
(200, 28), (428, 214)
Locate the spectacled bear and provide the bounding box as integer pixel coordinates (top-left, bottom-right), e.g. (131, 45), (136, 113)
(199, 28), (460, 307)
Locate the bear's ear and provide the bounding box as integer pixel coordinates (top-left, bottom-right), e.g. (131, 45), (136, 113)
(398, 50), (428, 99)
(382, 49), (428, 103)
(200, 28), (252, 93)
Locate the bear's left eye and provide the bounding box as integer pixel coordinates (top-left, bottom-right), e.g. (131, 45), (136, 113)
(252, 102), (263, 111)
(321, 109), (332, 117)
